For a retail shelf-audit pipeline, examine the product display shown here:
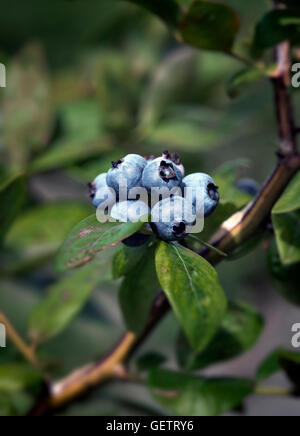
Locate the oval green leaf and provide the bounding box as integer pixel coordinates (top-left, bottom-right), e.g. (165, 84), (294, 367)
(257, 348), (300, 393)
(254, 10), (300, 49)
(119, 243), (160, 334)
(55, 215), (147, 273)
(177, 300), (264, 370)
(148, 369), (253, 416)
(267, 239), (300, 306)
(155, 242), (227, 352)
(29, 248), (115, 344)
(179, 1), (240, 52)
(272, 174), (300, 266)
(0, 364), (42, 393)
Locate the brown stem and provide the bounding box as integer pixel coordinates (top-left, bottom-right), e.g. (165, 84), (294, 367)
(30, 15), (300, 416)
(0, 312), (40, 369)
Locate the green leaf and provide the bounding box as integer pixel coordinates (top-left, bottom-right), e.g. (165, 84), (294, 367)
(179, 1), (240, 52)
(55, 215), (148, 273)
(273, 173), (300, 214)
(147, 119), (219, 151)
(0, 364), (42, 393)
(125, 0), (181, 28)
(6, 202), (92, 250)
(267, 239), (300, 306)
(227, 68), (264, 99)
(272, 211), (300, 265)
(177, 301), (263, 370)
(113, 243), (151, 279)
(3, 44), (53, 171)
(28, 248), (115, 344)
(0, 391), (34, 417)
(138, 48), (197, 130)
(119, 243), (160, 334)
(29, 100), (111, 174)
(155, 242), (227, 352)
(148, 369), (253, 416)
(2, 202), (92, 275)
(136, 352), (167, 372)
(29, 136), (111, 174)
(0, 175), (26, 245)
(254, 10), (300, 49)
(257, 349), (300, 393)
(272, 173), (300, 265)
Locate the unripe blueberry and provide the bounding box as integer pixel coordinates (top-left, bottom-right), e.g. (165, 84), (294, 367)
(183, 173), (219, 217)
(151, 196), (196, 241)
(142, 157), (183, 194)
(106, 154), (147, 196)
(110, 200), (151, 247)
(236, 178), (259, 196)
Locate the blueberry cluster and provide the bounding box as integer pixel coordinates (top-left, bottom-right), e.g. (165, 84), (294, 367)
(88, 152), (219, 246)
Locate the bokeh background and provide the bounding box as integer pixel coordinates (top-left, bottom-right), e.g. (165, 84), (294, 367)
(0, 0), (299, 416)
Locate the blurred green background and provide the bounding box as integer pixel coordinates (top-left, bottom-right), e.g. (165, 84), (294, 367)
(0, 0), (299, 416)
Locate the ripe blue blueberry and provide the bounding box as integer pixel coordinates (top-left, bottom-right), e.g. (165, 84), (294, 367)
(151, 196), (196, 241)
(111, 200), (150, 223)
(88, 173), (114, 208)
(183, 173), (219, 218)
(142, 157), (183, 194)
(110, 200), (151, 247)
(236, 178), (259, 196)
(106, 154), (147, 196)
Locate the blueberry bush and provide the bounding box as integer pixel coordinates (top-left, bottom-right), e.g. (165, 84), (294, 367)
(0, 0), (299, 416)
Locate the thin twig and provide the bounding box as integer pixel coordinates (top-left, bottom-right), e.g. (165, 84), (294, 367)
(0, 312), (40, 369)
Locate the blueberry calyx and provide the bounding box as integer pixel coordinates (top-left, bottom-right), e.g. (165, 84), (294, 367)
(159, 160), (177, 182)
(88, 182), (97, 198)
(172, 221), (186, 238)
(163, 150), (182, 166)
(207, 183), (219, 202)
(145, 154), (156, 162)
(111, 158), (124, 169)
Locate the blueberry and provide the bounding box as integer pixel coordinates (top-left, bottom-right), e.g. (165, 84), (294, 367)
(183, 173), (219, 217)
(142, 157), (183, 194)
(110, 200), (151, 247)
(88, 173), (115, 208)
(151, 196), (196, 241)
(236, 178), (259, 196)
(110, 200), (150, 223)
(106, 154), (147, 196)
